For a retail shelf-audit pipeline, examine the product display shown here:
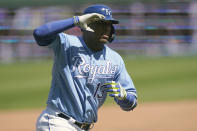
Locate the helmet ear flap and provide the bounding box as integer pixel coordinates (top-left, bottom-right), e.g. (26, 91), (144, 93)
(108, 25), (115, 43)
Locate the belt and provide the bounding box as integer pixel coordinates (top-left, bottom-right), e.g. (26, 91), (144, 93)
(57, 113), (93, 130)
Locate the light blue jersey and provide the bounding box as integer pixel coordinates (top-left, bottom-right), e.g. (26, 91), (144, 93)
(47, 33), (136, 123)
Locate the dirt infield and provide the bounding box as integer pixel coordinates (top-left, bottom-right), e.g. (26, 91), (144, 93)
(0, 100), (197, 131)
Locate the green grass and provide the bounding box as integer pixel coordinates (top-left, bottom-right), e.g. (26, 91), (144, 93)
(105, 55), (197, 105)
(0, 60), (52, 110)
(0, 56), (197, 110)
(125, 56), (197, 102)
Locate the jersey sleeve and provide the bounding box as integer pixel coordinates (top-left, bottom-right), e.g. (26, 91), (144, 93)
(48, 33), (71, 56)
(114, 57), (137, 111)
(33, 18), (75, 47)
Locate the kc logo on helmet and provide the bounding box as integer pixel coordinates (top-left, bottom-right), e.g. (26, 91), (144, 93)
(101, 8), (112, 16)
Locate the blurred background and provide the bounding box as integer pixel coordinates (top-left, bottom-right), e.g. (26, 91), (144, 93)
(1, 0), (197, 62)
(0, 0), (197, 131)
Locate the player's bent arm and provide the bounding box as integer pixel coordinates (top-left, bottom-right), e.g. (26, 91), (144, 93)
(111, 56), (138, 111)
(115, 92), (137, 111)
(33, 17), (76, 46)
(104, 81), (137, 111)
(33, 13), (104, 46)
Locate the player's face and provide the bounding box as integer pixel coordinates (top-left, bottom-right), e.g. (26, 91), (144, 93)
(89, 21), (112, 44)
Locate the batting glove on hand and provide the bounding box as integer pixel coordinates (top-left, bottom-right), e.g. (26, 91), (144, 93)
(73, 13), (105, 32)
(104, 81), (127, 100)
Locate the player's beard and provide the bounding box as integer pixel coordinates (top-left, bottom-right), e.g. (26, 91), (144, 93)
(83, 31), (109, 52)
(99, 35), (109, 44)
(94, 34), (109, 50)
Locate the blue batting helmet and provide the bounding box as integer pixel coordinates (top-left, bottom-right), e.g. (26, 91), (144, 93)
(83, 5), (118, 43)
(83, 5), (119, 24)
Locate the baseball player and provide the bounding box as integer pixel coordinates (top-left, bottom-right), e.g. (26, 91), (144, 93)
(33, 4), (137, 131)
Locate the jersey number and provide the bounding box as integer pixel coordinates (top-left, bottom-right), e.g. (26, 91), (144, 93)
(93, 83), (105, 99)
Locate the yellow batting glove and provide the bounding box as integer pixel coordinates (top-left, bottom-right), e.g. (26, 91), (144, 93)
(104, 81), (127, 100)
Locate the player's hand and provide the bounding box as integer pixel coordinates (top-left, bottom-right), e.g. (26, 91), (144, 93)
(74, 13), (105, 32)
(104, 81), (127, 100)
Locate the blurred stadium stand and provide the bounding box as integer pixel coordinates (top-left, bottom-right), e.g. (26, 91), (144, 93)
(0, 1), (197, 62)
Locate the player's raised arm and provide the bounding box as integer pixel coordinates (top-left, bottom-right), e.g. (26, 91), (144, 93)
(33, 18), (75, 46)
(33, 13), (105, 46)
